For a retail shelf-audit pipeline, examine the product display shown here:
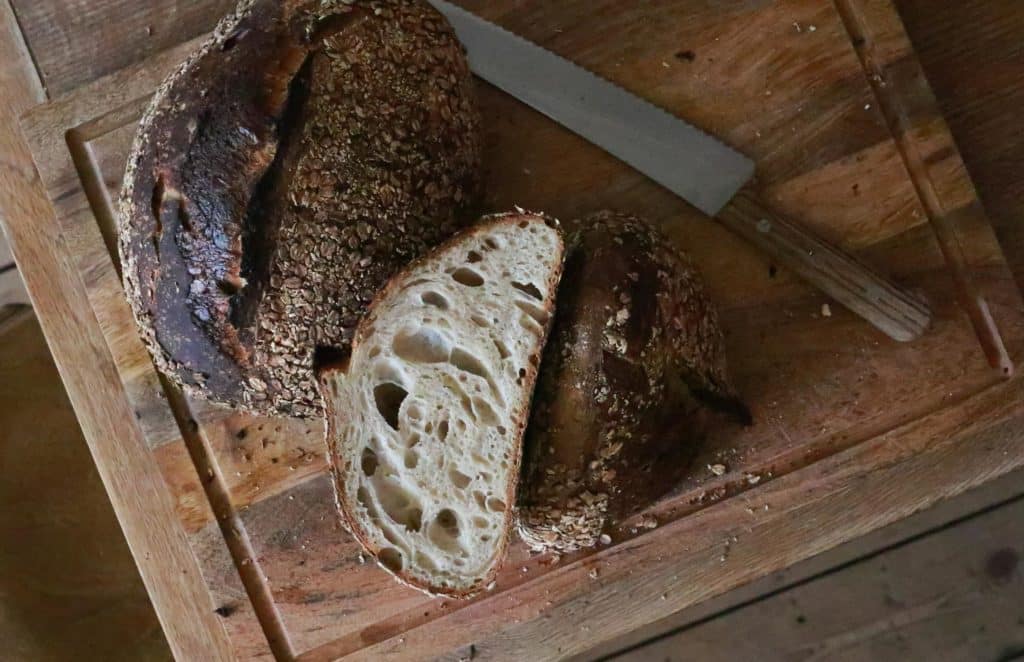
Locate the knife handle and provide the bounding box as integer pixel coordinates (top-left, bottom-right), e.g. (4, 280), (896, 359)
(716, 186), (931, 342)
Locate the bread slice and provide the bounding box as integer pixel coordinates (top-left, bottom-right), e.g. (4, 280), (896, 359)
(319, 213), (564, 597)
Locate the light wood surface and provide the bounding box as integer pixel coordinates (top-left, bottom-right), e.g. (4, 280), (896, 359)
(612, 491), (1024, 661)
(3, 0), (1024, 660)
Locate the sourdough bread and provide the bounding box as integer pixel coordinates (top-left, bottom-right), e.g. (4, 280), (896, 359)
(519, 212), (749, 553)
(119, 0), (481, 417)
(320, 213), (564, 597)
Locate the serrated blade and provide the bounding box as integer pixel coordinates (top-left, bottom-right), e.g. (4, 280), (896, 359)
(428, 0), (755, 216)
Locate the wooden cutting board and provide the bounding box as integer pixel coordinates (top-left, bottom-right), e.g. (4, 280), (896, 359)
(10, 0), (1024, 659)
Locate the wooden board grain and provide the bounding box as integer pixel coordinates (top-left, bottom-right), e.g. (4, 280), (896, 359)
(6, 0), (1024, 659)
(8, 0), (234, 96)
(612, 492), (1024, 661)
(0, 0), (36, 308)
(894, 0), (1024, 304)
(582, 464), (1024, 660)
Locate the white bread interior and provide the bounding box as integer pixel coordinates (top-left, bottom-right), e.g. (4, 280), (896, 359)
(320, 213), (564, 596)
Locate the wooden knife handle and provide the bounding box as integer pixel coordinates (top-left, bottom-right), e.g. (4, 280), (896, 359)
(716, 186), (931, 342)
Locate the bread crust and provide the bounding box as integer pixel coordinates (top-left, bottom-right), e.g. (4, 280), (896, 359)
(119, 0), (481, 417)
(320, 212), (564, 598)
(518, 212), (748, 553)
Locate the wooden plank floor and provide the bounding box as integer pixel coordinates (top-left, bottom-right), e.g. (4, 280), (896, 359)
(600, 479), (1024, 661)
(0, 231), (12, 266)
(0, 308), (172, 661)
(0, 231), (28, 307)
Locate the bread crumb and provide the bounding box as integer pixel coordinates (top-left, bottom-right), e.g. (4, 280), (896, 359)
(709, 463), (727, 476)
(746, 473), (762, 485)
(589, 568), (599, 580)
(599, 533), (612, 546)
(821, 303), (832, 317)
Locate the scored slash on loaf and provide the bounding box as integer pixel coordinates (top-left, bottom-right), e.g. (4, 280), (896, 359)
(119, 0), (482, 418)
(320, 213), (564, 597)
(519, 213), (750, 553)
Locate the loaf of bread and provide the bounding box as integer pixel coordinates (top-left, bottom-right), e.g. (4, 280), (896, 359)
(119, 0), (481, 417)
(320, 213), (564, 597)
(518, 212), (749, 553)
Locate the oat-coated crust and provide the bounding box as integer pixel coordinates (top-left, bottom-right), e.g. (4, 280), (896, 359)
(518, 211), (747, 553)
(119, 0), (482, 417)
(320, 213), (565, 598)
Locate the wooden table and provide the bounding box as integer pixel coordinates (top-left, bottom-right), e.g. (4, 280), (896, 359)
(1, 1), (1022, 660)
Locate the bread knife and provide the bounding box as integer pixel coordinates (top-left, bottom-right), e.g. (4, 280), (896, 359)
(427, 0), (931, 342)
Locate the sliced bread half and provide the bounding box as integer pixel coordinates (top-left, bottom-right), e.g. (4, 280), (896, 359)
(319, 213), (564, 597)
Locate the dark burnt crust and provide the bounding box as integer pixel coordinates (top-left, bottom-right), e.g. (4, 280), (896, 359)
(320, 213), (565, 599)
(119, 0), (482, 417)
(519, 212), (747, 553)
